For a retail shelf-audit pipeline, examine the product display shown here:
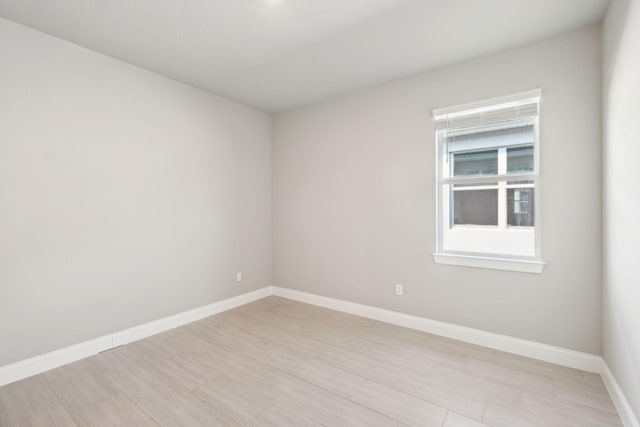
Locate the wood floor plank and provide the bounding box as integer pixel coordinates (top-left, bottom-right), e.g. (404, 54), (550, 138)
(64, 392), (157, 427)
(519, 392), (623, 427)
(364, 341), (444, 376)
(0, 403), (77, 427)
(0, 297), (624, 427)
(43, 360), (121, 410)
(444, 411), (491, 427)
(553, 381), (618, 413)
(328, 348), (406, 387)
(192, 374), (273, 425)
(246, 404), (323, 427)
(582, 371), (611, 394)
(394, 367), (499, 420)
(351, 380), (448, 426)
(483, 400), (575, 427)
(0, 376), (61, 415)
(0, 376), (77, 427)
(463, 356), (556, 396)
(268, 375), (407, 427)
(283, 356), (366, 399)
(113, 376), (237, 427)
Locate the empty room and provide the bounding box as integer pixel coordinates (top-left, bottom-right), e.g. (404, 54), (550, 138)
(1, 0), (639, 426)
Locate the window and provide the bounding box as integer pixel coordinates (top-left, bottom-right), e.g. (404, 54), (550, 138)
(433, 90), (544, 273)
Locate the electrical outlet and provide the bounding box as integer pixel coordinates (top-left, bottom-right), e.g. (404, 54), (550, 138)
(236, 272), (242, 282)
(395, 284), (403, 296)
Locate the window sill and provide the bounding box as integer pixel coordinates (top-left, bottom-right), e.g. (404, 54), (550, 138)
(433, 253), (545, 274)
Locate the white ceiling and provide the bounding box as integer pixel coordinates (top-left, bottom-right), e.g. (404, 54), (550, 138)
(0, 0), (610, 112)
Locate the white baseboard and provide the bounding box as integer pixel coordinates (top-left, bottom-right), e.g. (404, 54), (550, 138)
(272, 286), (640, 426)
(0, 286), (272, 387)
(271, 286), (602, 373)
(602, 361), (640, 427)
(3, 284), (637, 427)
(112, 286), (272, 347)
(0, 335), (115, 389)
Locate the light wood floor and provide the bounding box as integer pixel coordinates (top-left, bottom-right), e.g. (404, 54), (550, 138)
(0, 296), (622, 427)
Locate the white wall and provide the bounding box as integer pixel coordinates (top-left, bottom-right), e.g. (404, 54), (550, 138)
(273, 25), (602, 354)
(0, 17), (272, 366)
(603, 0), (640, 420)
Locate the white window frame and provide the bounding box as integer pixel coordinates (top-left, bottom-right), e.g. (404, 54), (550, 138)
(432, 90), (545, 273)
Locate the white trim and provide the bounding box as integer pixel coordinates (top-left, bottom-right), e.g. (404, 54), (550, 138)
(0, 286), (272, 387)
(433, 253), (545, 273)
(113, 286), (271, 346)
(433, 89), (542, 118)
(602, 361), (640, 427)
(434, 93), (542, 265)
(0, 335), (114, 389)
(3, 284), (636, 427)
(272, 286), (598, 372)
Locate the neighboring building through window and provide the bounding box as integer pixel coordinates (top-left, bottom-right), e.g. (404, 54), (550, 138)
(433, 90), (544, 273)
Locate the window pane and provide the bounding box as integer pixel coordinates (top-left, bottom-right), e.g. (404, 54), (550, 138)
(453, 189), (498, 226)
(507, 145), (534, 173)
(507, 188), (535, 226)
(453, 182), (498, 189)
(453, 150), (498, 176)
